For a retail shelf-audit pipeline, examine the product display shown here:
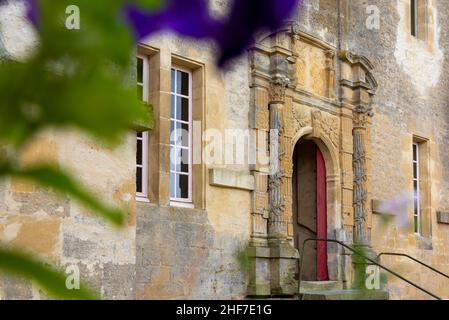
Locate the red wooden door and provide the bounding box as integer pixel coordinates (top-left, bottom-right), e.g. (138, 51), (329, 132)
(316, 147), (329, 281)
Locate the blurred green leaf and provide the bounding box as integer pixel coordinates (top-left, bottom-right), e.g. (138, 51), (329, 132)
(0, 0), (153, 299)
(0, 0), (153, 146)
(0, 246), (98, 300)
(0, 164), (125, 226)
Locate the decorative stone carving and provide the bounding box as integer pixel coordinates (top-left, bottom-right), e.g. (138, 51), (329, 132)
(325, 50), (337, 99)
(312, 110), (339, 148)
(292, 106), (311, 130)
(353, 105), (374, 128)
(339, 50), (378, 95)
(269, 77), (290, 104)
(268, 101), (287, 238)
(353, 131), (368, 244)
(291, 21), (301, 36)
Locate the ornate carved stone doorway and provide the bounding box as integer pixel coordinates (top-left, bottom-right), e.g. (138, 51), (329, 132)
(247, 22), (377, 297)
(292, 139), (328, 281)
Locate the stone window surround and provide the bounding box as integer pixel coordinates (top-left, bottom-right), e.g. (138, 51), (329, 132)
(137, 44), (205, 209)
(413, 141), (421, 234)
(406, 0), (430, 42)
(371, 135), (432, 241)
(413, 135), (432, 239)
(169, 66), (193, 204)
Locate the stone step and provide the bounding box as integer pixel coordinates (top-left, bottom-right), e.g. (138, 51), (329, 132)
(299, 281), (343, 293)
(301, 289), (389, 300)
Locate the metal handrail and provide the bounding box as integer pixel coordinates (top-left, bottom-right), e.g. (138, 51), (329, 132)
(378, 252), (449, 282)
(298, 238), (441, 300)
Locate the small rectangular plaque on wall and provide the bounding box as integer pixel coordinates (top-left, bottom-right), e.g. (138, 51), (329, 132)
(437, 211), (449, 225)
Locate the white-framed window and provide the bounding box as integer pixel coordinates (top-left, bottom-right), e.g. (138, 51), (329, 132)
(136, 55), (149, 200)
(170, 67), (192, 204)
(413, 143), (421, 234)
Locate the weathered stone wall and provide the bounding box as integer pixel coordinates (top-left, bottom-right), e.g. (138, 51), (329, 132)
(0, 130), (137, 299)
(342, 0), (449, 299)
(135, 29), (252, 299)
(0, 1), (138, 299)
(0, 0), (252, 300)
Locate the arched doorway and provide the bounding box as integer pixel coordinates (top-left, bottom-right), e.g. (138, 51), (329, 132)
(292, 139), (329, 281)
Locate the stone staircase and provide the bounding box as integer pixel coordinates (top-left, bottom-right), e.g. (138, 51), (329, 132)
(299, 281), (389, 300)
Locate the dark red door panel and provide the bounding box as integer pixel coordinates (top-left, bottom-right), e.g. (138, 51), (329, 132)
(316, 147), (329, 281)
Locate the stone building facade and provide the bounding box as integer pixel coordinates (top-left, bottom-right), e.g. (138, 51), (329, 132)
(0, 0), (449, 300)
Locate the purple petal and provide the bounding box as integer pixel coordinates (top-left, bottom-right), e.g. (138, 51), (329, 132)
(123, 0), (222, 40)
(24, 0), (300, 68)
(216, 0), (299, 67)
(24, 0), (39, 26)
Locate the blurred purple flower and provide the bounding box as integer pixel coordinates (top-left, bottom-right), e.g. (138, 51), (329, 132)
(124, 0), (299, 66)
(124, 0), (222, 40)
(214, 0), (298, 66)
(24, 0), (38, 26)
(24, 0), (300, 67)
(378, 191), (413, 230)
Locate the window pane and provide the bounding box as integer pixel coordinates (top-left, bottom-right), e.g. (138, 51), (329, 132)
(137, 139), (142, 165)
(413, 144), (418, 161)
(179, 174), (189, 199)
(181, 148), (189, 173)
(171, 69), (176, 93)
(137, 132), (142, 138)
(177, 70), (189, 96)
(413, 162), (418, 178)
(171, 122), (182, 146)
(411, 0), (417, 36)
(136, 167), (142, 193)
(414, 198), (419, 212)
(414, 216), (418, 233)
(137, 58), (143, 83)
(181, 123), (189, 147)
(170, 173), (189, 200)
(171, 94), (176, 119)
(170, 147), (181, 172)
(170, 173), (177, 198)
(176, 97), (189, 122)
(170, 120), (175, 144)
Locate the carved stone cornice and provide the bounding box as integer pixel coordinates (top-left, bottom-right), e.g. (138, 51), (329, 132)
(339, 50), (378, 95)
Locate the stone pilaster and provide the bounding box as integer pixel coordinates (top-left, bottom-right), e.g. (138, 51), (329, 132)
(353, 108), (373, 245)
(267, 77), (289, 241)
(266, 74), (298, 296)
(339, 50), (378, 288)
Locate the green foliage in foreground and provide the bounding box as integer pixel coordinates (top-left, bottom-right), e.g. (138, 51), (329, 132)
(0, 163), (126, 226)
(0, 0), (159, 299)
(0, 246), (98, 300)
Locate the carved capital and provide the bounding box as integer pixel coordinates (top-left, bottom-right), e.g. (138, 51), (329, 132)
(353, 105), (374, 128)
(269, 77), (290, 104)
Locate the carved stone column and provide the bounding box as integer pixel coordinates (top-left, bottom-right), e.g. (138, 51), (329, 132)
(266, 67), (297, 296)
(268, 76), (289, 241)
(353, 107), (373, 245)
(339, 50), (378, 288)
(248, 36), (299, 298)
